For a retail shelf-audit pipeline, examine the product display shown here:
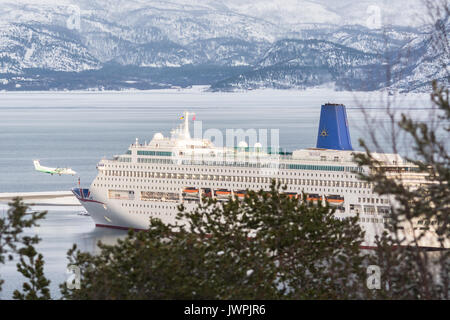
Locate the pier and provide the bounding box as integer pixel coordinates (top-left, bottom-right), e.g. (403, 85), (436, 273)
(0, 191), (81, 206)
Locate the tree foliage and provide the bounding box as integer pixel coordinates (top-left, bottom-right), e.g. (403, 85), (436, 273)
(0, 198), (50, 299)
(354, 81), (449, 299)
(61, 184), (368, 300)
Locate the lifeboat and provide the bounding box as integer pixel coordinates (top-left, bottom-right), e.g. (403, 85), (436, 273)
(325, 195), (344, 204)
(235, 190), (247, 198)
(306, 194), (322, 202)
(215, 189), (232, 197)
(183, 187), (199, 194)
(182, 187), (200, 200)
(282, 192), (298, 199)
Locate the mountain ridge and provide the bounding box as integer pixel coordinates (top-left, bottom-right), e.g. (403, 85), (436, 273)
(0, 0), (446, 92)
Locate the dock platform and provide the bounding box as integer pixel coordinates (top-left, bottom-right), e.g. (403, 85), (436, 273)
(0, 191), (81, 206)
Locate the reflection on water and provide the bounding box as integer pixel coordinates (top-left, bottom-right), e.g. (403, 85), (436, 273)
(0, 205), (128, 299)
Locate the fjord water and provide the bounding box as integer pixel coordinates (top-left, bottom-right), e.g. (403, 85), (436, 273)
(0, 88), (432, 298)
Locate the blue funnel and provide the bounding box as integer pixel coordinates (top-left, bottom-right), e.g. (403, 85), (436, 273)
(316, 103), (353, 150)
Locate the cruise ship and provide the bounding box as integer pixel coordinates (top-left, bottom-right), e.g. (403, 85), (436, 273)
(73, 104), (449, 249)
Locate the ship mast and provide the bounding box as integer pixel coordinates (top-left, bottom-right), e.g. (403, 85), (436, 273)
(183, 111), (190, 139)
(170, 111), (196, 141)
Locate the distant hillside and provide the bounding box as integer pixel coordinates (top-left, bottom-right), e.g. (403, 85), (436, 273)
(211, 39), (386, 91)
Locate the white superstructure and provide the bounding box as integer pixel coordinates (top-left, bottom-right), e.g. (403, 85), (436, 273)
(73, 110), (448, 249)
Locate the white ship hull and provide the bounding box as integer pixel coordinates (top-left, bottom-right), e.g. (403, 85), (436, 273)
(74, 188), (448, 249)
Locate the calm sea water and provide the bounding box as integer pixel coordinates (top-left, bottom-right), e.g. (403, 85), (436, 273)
(0, 88), (433, 298)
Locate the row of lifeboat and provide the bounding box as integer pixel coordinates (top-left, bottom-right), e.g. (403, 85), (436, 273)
(182, 188), (243, 199)
(306, 194), (344, 204)
(182, 188), (344, 204)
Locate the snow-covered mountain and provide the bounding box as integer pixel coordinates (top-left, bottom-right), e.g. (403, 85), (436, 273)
(0, 0), (446, 92)
(0, 23), (101, 73)
(0, 0), (281, 69)
(210, 39), (386, 91)
(390, 21), (450, 91)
